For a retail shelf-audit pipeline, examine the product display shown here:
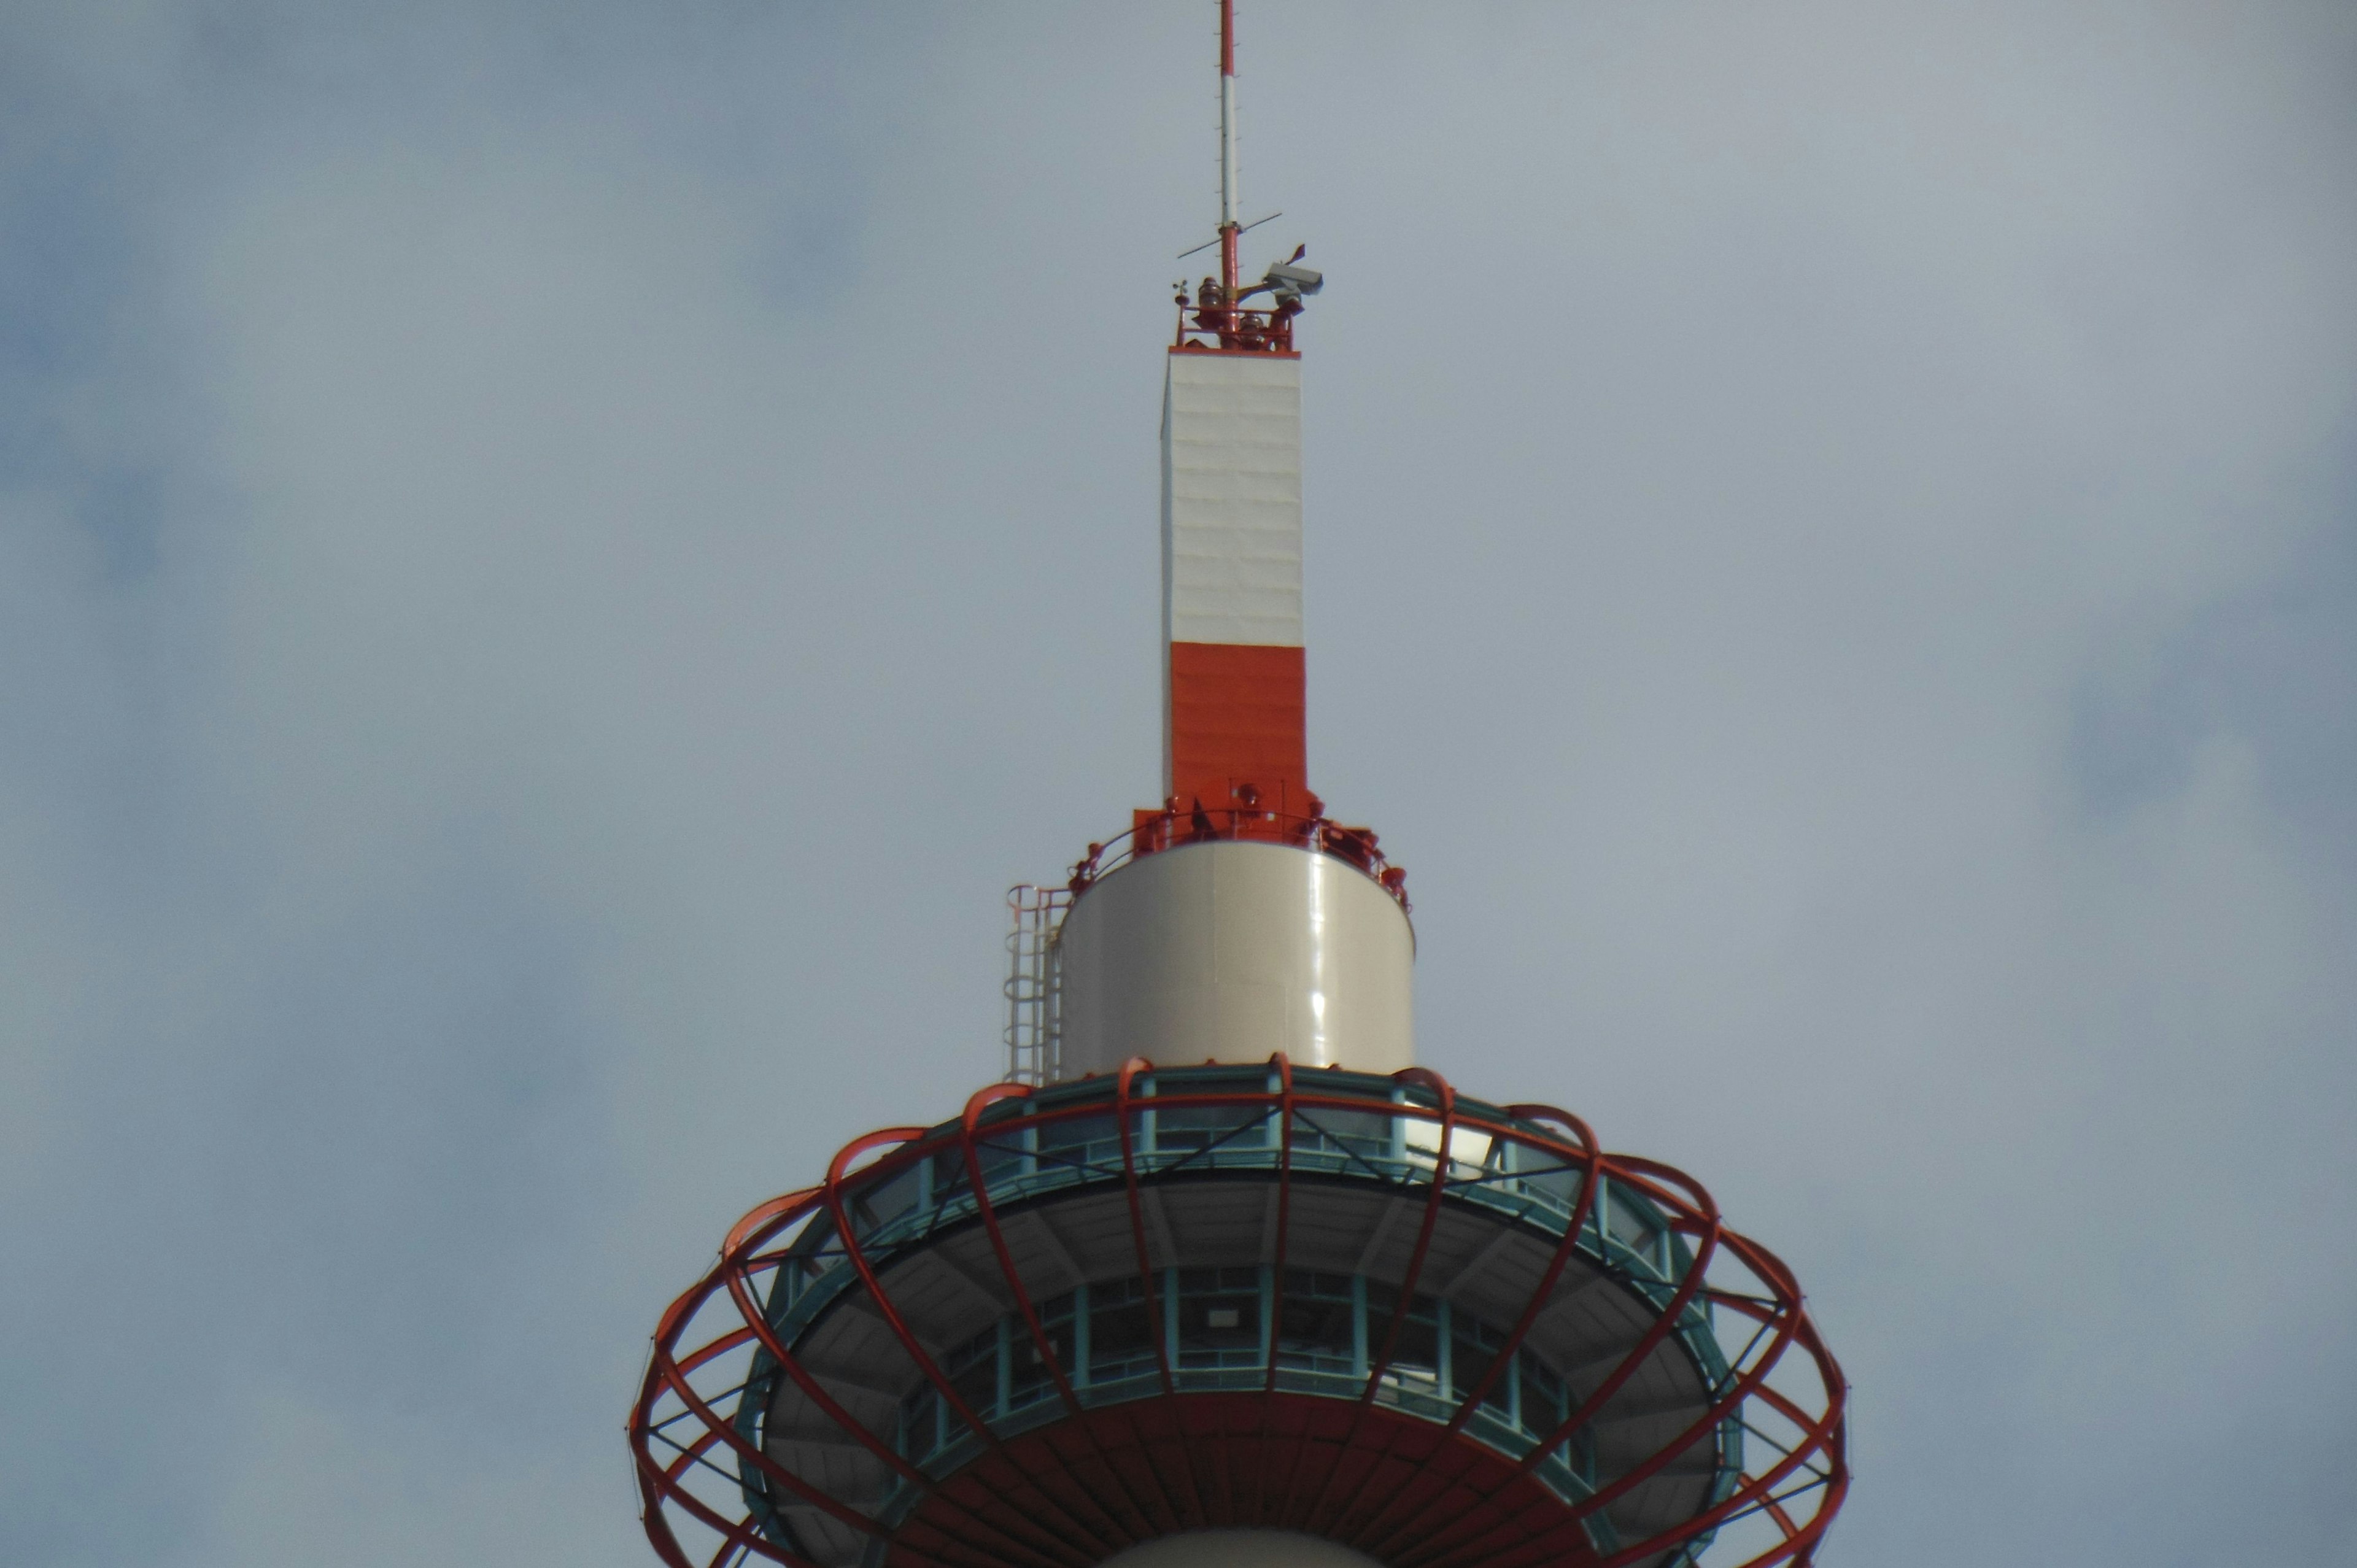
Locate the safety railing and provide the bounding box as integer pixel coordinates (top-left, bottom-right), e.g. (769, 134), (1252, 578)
(1065, 806), (1409, 912)
(631, 1062), (1848, 1568)
(757, 1071), (1727, 1529)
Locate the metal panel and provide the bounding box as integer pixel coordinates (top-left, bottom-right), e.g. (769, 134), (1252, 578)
(1163, 352), (1304, 649)
(1164, 640), (1306, 811)
(1056, 841), (1413, 1079)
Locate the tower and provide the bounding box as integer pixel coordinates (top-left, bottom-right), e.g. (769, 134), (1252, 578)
(630, 9), (1848, 1567)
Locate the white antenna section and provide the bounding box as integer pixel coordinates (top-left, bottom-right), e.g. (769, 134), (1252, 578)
(1220, 6), (1239, 231)
(1218, 0), (1240, 294)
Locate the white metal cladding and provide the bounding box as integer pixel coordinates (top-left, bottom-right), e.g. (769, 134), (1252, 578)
(1055, 841), (1412, 1079)
(1161, 352), (1304, 649)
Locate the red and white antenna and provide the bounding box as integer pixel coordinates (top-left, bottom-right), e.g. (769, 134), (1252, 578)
(627, 13), (1851, 1566)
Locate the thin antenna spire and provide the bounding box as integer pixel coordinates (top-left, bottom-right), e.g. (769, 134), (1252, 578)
(1218, 0), (1240, 296)
(1172, 0), (1316, 353)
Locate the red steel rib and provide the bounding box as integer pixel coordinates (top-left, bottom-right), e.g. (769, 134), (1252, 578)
(631, 1069), (1846, 1568)
(958, 1081), (1177, 1544)
(1392, 1156), (1730, 1568)
(1113, 1059), (1211, 1529)
(1113, 1061), (1177, 1396)
(632, 1173), (1075, 1568)
(823, 1128), (1124, 1566)
(1350, 1105), (1607, 1559)
(1250, 1053), (1299, 1524)
(1296, 1067), (1460, 1538)
(710, 1195), (1067, 1568)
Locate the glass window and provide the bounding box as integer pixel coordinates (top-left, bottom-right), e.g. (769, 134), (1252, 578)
(972, 1130), (1027, 1188)
(1518, 1348), (1566, 1436)
(897, 1383), (940, 1462)
(850, 1162), (923, 1237)
(1176, 1266), (1262, 1368)
(1035, 1113), (1117, 1174)
(1088, 1275), (1159, 1386)
(1514, 1160), (1584, 1220)
(943, 1321), (1000, 1419)
(892, 1264), (1596, 1478)
(1274, 1269), (1355, 1374)
(1288, 1107), (1391, 1165)
(1364, 1283), (1442, 1395)
(1155, 1098), (1269, 1155)
(1607, 1189), (1658, 1257)
(1450, 1311), (1510, 1417)
(1007, 1290), (1077, 1411)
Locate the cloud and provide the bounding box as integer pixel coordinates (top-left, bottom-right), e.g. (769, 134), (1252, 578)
(0, 3), (2351, 1564)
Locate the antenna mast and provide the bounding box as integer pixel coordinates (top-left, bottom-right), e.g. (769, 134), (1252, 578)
(1218, 0), (1240, 296)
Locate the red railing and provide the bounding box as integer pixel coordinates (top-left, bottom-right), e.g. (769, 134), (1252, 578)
(627, 1062), (1849, 1568)
(1066, 805), (1408, 911)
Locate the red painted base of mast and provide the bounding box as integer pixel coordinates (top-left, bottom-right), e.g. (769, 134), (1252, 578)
(1167, 641), (1306, 813)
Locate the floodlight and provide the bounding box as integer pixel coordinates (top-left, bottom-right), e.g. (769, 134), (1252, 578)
(1263, 259), (1323, 297)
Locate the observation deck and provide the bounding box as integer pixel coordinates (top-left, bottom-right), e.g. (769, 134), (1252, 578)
(630, 9), (1846, 1566)
(632, 1065), (1846, 1568)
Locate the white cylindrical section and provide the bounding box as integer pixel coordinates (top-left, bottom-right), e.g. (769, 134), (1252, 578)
(1220, 74), (1238, 228)
(1056, 841), (1414, 1080)
(1098, 1532), (1382, 1568)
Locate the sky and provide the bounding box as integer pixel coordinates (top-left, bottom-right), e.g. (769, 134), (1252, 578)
(2, 2), (2353, 1564)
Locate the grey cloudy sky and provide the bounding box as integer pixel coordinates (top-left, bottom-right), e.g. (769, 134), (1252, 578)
(2, 2), (2353, 1563)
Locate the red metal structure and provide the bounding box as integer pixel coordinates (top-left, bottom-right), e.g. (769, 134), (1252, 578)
(1174, 285), (1303, 355)
(629, 7), (1846, 1566)
(1074, 805), (1406, 910)
(630, 1070), (1846, 1568)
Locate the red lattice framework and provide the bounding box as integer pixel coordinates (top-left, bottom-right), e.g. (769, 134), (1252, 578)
(629, 1064), (1847, 1568)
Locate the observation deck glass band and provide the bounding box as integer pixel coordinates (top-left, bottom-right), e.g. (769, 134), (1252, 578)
(732, 1066), (1745, 1566)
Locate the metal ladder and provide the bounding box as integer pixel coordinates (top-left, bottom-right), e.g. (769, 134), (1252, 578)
(1003, 884), (1069, 1085)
